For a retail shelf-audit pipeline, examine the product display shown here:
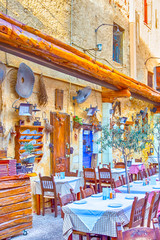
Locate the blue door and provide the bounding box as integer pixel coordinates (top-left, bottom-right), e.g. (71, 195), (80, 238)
(83, 130), (93, 168)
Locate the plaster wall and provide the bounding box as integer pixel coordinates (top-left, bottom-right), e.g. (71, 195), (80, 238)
(0, 63), (101, 210)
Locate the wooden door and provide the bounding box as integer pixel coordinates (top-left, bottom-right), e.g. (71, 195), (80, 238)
(50, 112), (70, 174)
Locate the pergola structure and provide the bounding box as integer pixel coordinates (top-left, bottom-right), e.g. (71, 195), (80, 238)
(0, 12), (160, 106)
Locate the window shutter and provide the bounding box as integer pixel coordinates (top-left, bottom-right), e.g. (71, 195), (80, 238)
(148, 72), (153, 88)
(144, 0), (148, 24)
(155, 67), (160, 90)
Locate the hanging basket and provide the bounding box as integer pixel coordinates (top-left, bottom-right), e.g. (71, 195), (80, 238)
(73, 121), (82, 129)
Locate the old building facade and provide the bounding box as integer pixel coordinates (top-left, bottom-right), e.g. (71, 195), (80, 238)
(0, 0), (160, 210)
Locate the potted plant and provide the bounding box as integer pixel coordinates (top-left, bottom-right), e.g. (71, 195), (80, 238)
(73, 115), (83, 129)
(20, 143), (35, 164)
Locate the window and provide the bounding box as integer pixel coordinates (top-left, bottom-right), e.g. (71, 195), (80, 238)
(113, 25), (124, 64)
(148, 72), (153, 88)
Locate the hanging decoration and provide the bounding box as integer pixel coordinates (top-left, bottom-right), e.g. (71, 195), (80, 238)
(38, 74), (48, 106)
(16, 63), (35, 98)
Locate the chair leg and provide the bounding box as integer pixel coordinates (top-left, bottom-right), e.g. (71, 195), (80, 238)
(79, 235), (83, 240)
(42, 197), (45, 216)
(86, 233), (91, 240)
(54, 198), (57, 217)
(51, 199), (54, 213)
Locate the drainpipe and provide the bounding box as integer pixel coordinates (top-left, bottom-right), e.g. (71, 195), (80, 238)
(129, 0), (137, 79)
(70, 0), (73, 45)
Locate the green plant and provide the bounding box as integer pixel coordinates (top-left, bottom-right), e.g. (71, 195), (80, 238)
(73, 115), (83, 125)
(23, 143), (34, 155)
(98, 120), (152, 193)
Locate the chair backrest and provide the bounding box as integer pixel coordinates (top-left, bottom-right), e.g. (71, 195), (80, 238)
(119, 176), (123, 185)
(39, 173), (57, 197)
(113, 179), (122, 188)
(114, 162), (125, 169)
(80, 185), (95, 199)
(102, 163), (110, 168)
(65, 170), (78, 177)
(116, 218), (160, 240)
(129, 192), (149, 228)
(83, 167), (97, 193)
(143, 168), (148, 178)
(128, 174), (133, 183)
(152, 166), (156, 175)
(147, 168), (153, 176)
(58, 189), (76, 218)
(139, 169), (146, 180)
(147, 192), (160, 227)
(121, 175), (126, 185)
(98, 166), (114, 191)
(135, 159), (142, 163)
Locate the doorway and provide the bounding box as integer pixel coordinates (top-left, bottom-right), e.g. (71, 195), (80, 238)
(50, 112), (70, 174)
(83, 130), (93, 168)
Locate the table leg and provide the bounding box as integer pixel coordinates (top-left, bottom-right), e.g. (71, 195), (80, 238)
(77, 192), (81, 200)
(36, 194), (41, 215)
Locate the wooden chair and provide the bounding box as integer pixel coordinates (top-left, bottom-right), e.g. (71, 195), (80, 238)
(125, 192), (149, 228)
(147, 192), (160, 227)
(128, 173), (133, 183)
(119, 176), (123, 185)
(139, 169), (147, 180)
(116, 218), (160, 240)
(98, 166), (114, 191)
(135, 158), (142, 163)
(83, 167), (98, 193)
(143, 168), (148, 178)
(66, 170), (78, 177)
(152, 166), (157, 175)
(102, 163), (110, 168)
(58, 190), (87, 240)
(114, 162), (125, 169)
(58, 189), (76, 218)
(113, 179), (122, 188)
(121, 175), (126, 185)
(39, 173), (58, 217)
(80, 185), (95, 199)
(147, 167), (153, 176)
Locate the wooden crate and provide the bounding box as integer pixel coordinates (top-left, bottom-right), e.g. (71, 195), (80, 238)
(0, 175), (32, 239)
(0, 159), (17, 177)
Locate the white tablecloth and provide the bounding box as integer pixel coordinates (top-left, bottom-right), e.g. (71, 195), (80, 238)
(62, 193), (145, 238)
(148, 156), (158, 163)
(117, 178), (160, 194)
(33, 177), (83, 196)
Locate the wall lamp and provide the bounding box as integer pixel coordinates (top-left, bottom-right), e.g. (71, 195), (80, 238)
(95, 23), (120, 56)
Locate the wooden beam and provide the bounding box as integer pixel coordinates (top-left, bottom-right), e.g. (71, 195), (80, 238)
(0, 12), (160, 105)
(102, 97), (116, 103)
(102, 88), (131, 99)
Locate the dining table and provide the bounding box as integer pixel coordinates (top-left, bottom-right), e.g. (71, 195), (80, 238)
(128, 162), (145, 177)
(117, 177), (160, 194)
(62, 192), (145, 239)
(33, 176), (83, 215)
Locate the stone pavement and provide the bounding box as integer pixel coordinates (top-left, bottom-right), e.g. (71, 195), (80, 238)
(12, 211), (65, 240)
